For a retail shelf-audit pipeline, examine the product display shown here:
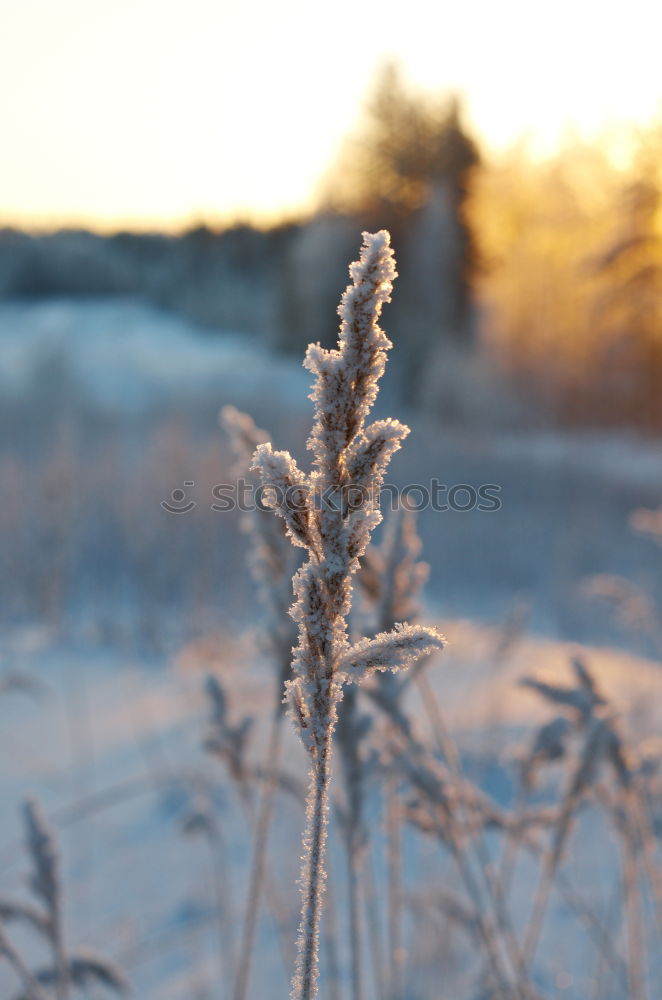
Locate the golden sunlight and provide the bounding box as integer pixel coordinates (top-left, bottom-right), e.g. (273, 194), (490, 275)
(1, 0), (661, 229)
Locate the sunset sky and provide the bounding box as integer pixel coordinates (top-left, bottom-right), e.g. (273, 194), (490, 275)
(1, 0), (661, 231)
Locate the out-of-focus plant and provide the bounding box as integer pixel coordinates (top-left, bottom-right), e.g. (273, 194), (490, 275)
(220, 405), (300, 1000)
(519, 655), (662, 997)
(0, 800), (127, 1000)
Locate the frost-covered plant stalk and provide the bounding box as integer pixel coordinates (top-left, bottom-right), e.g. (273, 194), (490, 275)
(253, 231), (444, 1000)
(221, 405), (298, 700)
(335, 686), (371, 1000)
(221, 406), (299, 1000)
(358, 507), (430, 1000)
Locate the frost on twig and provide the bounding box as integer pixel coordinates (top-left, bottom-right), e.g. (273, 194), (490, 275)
(252, 231), (444, 1000)
(221, 405), (299, 708)
(252, 231), (443, 756)
(336, 623), (444, 686)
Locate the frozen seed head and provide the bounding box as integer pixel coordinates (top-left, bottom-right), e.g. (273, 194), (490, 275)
(570, 655), (606, 708)
(305, 231), (401, 483)
(251, 232), (446, 1000)
(60, 952), (128, 995)
(521, 716), (571, 788)
(203, 674), (254, 782)
(335, 624), (445, 686)
(519, 672), (603, 723)
(222, 406), (298, 685)
(220, 405), (269, 474)
(251, 444), (316, 552)
(22, 799), (59, 915)
(602, 713), (635, 788)
(252, 231), (443, 758)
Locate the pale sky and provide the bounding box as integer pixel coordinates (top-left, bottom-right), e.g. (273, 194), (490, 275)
(1, 0), (661, 230)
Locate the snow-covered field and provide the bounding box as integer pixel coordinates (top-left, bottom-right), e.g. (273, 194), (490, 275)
(0, 298), (310, 416)
(3, 298), (661, 643)
(2, 620), (660, 998)
(1, 299), (661, 998)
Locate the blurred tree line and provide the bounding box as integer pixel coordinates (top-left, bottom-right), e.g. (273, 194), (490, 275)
(1, 65), (661, 430)
(474, 122), (662, 427)
(280, 63), (481, 407)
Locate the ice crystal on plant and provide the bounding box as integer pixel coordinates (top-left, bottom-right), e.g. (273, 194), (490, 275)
(252, 231), (444, 1000)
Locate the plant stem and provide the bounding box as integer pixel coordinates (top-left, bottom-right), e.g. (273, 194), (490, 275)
(206, 824), (235, 990)
(294, 729), (332, 1000)
(386, 771), (403, 1000)
(347, 837), (363, 1000)
(363, 847), (387, 1000)
(50, 892), (69, 1000)
(417, 672), (531, 998)
(233, 709), (284, 1000)
(0, 928), (49, 1000)
(620, 803), (647, 1000)
(323, 849), (342, 1000)
(522, 780), (583, 971)
(632, 784), (662, 945)
(236, 785), (292, 981)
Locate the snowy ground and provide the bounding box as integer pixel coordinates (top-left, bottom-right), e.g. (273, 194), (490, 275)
(0, 298), (309, 416)
(1, 299), (661, 998)
(1, 620), (660, 999)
